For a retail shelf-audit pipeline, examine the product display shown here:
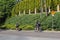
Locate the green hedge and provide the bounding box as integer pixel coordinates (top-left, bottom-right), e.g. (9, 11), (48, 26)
(4, 12), (60, 31)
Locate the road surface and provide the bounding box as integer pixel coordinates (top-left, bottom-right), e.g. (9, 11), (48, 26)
(0, 30), (60, 40)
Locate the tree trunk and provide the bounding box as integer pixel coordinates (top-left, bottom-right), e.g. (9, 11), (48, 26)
(44, 4), (47, 12)
(49, 6), (50, 13)
(44, 4), (47, 16)
(57, 4), (59, 12)
(35, 8), (37, 14)
(23, 10), (25, 15)
(46, 7), (49, 16)
(29, 9), (31, 14)
(19, 11), (20, 15)
(40, 7), (43, 14)
(40, 0), (43, 13)
(44, 4), (48, 16)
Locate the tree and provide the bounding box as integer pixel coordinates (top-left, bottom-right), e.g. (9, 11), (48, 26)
(46, 0), (51, 16)
(12, 0), (40, 15)
(0, 0), (16, 26)
(50, 0), (56, 11)
(56, 0), (60, 12)
(0, 0), (16, 17)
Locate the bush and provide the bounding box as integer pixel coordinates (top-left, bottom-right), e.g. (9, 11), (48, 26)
(0, 25), (7, 30)
(5, 24), (15, 30)
(4, 13), (60, 31)
(23, 25), (34, 30)
(19, 25), (34, 30)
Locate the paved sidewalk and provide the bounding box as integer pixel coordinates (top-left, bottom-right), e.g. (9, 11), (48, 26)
(0, 30), (60, 40)
(0, 29), (60, 33)
(0, 30), (60, 38)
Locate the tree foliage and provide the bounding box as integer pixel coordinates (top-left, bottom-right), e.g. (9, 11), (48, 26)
(0, 0), (16, 26)
(0, 0), (16, 17)
(12, 0), (40, 15)
(12, 0), (60, 15)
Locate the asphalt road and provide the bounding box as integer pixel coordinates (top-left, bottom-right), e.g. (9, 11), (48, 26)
(0, 30), (60, 40)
